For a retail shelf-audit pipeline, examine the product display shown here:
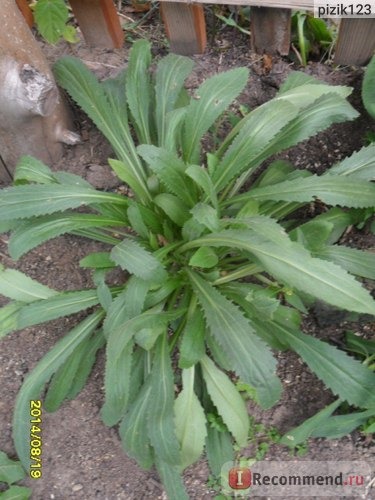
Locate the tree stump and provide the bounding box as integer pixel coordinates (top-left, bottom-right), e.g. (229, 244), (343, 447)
(0, 0), (80, 183)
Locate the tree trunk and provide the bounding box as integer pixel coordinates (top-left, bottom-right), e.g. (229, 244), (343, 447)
(0, 0), (80, 183)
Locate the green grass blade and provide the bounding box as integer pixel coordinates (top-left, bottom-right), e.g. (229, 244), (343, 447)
(187, 270), (281, 409)
(13, 310), (104, 471)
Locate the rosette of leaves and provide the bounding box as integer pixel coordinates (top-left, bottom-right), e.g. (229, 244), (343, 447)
(1, 41), (375, 498)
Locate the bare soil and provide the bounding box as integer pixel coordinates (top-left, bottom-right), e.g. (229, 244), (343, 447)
(0, 6), (374, 499)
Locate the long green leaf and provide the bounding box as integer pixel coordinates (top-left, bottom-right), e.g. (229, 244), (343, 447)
(281, 399), (342, 447)
(0, 451), (25, 486)
(179, 306), (206, 368)
(14, 156), (57, 185)
(119, 377), (154, 469)
(155, 53), (194, 147)
(102, 340), (134, 426)
(327, 143), (375, 180)
(362, 55), (375, 119)
(205, 426), (234, 477)
(213, 100), (298, 193)
(147, 334), (180, 464)
(185, 164), (218, 209)
(201, 355), (249, 447)
(111, 238), (167, 282)
(187, 270), (281, 408)
(18, 289), (99, 329)
(126, 40), (153, 143)
(174, 368), (207, 470)
(154, 193), (190, 226)
(154, 457), (189, 500)
(54, 56), (150, 203)
(66, 328), (105, 400)
(0, 185), (127, 220)
(183, 230), (375, 315)
(44, 331), (102, 412)
(282, 327), (375, 408)
(8, 214), (125, 260)
(317, 245), (375, 280)
(34, 0), (68, 44)
(13, 310), (104, 470)
(0, 267), (56, 303)
(228, 93), (358, 196)
(183, 67), (249, 164)
(310, 408), (375, 439)
(247, 175), (375, 208)
(102, 278), (149, 423)
(138, 145), (196, 206)
(1, 485), (32, 500)
(0, 302), (24, 338)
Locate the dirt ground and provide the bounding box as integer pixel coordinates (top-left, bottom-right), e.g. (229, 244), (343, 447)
(0, 5), (374, 499)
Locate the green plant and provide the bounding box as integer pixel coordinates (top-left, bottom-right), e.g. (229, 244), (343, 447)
(0, 450), (31, 499)
(1, 40), (375, 498)
(363, 55), (375, 120)
(32, 0), (78, 44)
(291, 11), (334, 66)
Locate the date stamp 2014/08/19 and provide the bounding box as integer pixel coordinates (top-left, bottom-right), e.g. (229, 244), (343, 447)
(29, 400), (42, 479)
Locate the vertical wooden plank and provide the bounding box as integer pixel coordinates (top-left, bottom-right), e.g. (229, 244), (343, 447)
(334, 19), (375, 66)
(160, 2), (206, 55)
(68, 0), (124, 48)
(15, 0), (34, 28)
(251, 7), (291, 55)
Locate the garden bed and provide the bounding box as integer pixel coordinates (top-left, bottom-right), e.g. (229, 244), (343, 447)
(0, 6), (374, 499)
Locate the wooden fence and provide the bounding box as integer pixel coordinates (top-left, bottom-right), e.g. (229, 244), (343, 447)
(15, 0), (375, 65)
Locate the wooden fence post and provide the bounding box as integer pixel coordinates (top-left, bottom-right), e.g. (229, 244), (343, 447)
(250, 6), (291, 55)
(0, 0), (80, 182)
(160, 2), (206, 55)
(68, 0), (124, 48)
(15, 0), (34, 28)
(334, 18), (375, 66)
